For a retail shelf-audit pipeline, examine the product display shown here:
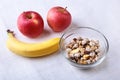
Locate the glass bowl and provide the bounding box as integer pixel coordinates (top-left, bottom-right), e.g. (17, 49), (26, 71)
(59, 27), (109, 69)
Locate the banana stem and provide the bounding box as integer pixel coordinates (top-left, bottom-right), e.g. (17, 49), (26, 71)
(7, 29), (15, 37)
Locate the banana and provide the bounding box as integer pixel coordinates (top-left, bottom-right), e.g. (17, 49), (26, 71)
(6, 29), (60, 57)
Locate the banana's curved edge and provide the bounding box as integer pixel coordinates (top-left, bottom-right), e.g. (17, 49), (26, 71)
(6, 29), (61, 57)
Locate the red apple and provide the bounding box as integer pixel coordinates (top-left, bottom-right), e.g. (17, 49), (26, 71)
(17, 11), (44, 38)
(47, 6), (72, 32)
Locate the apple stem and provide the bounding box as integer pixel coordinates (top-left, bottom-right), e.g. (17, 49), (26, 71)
(27, 15), (32, 19)
(64, 7), (67, 11)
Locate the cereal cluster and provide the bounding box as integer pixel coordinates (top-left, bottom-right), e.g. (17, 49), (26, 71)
(65, 37), (100, 65)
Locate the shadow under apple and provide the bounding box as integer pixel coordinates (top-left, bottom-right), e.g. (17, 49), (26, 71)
(34, 27), (52, 40)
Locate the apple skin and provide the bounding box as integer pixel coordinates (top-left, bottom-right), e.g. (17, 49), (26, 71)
(47, 6), (72, 32)
(17, 11), (44, 38)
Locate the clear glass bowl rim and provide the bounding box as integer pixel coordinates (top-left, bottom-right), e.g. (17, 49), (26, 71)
(59, 26), (109, 68)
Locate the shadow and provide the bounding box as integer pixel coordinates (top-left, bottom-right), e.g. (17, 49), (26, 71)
(69, 21), (91, 29)
(70, 22), (80, 27)
(35, 28), (52, 39)
(25, 50), (61, 62)
(70, 22), (83, 28)
(62, 22), (84, 33)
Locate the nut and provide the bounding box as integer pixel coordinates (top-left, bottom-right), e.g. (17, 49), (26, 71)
(95, 49), (100, 53)
(72, 43), (79, 49)
(83, 54), (90, 60)
(89, 40), (96, 46)
(70, 48), (80, 54)
(91, 46), (98, 51)
(86, 60), (91, 64)
(80, 48), (85, 54)
(66, 36), (101, 65)
(82, 40), (87, 46)
(66, 48), (72, 53)
(89, 52), (95, 57)
(73, 38), (77, 42)
(80, 52), (84, 56)
(80, 60), (87, 64)
(85, 45), (91, 51)
(74, 53), (81, 58)
(95, 56), (98, 61)
(69, 53), (74, 58)
(66, 43), (73, 48)
(92, 59), (96, 63)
